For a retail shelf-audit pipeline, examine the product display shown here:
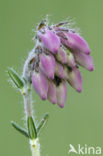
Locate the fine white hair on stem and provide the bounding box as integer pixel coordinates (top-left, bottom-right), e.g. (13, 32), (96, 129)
(22, 47), (36, 78)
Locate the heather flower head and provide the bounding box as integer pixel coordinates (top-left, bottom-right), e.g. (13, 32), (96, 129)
(8, 18), (94, 156)
(28, 19), (94, 108)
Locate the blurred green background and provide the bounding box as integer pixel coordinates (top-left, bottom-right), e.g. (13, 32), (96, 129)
(0, 0), (103, 155)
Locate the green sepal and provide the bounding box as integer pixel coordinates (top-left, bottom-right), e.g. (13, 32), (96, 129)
(11, 121), (29, 138)
(27, 116), (37, 139)
(8, 68), (24, 89)
(37, 113), (49, 134)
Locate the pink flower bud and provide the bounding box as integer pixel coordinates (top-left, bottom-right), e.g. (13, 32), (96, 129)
(60, 31), (91, 54)
(56, 47), (67, 64)
(32, 70), (48, 100)
(47, 81), (57, 104)
(73, 51), (94, 71)
(40, 53), (55, 79)
(39, 29), (60, 54)
(56, 47), (76, 67)
(67, 67), (82, 92)
(66, 51), (76, 67)
(56, 81), (67, 108)
(64, 66), (69, 80)
(30, 20), (94, 106)
(55, 62), (64, 79)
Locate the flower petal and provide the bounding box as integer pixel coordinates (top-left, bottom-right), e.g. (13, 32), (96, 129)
(32, 70), (48, 100)
(40, 53), (55, 79)
(39, 29), (60, 54)
(73, 51), (94, 71)
(67, 67), (82, 92)
(47, 81), (57, 104)
(56, 47), (67, 64)
(59, 31), (91, 54)
(55, 62), (64, 79)
(66, 50), (76, 67)
(56, 81), (67, 108)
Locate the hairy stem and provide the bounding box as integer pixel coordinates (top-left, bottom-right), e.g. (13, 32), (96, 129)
(23, 58), (41, 156)
(23, 85), (41, 156)
(23, 51), (34, 119)
(23, 89), (33, 119)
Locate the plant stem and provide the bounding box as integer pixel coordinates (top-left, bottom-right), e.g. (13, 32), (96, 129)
(30, 139), (40, 156)
(22, 54), (41, 156)
(23, 86), (41, 156)
(23, 88), (33, 119)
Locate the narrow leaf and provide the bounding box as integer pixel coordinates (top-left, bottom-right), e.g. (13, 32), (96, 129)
(8, 68), (24, 89)
(27, 116), (37, 139)
(11, 121), (29, 138)
(37, 113), (49, 134)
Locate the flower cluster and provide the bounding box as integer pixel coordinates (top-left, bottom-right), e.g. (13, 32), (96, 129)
(30, 20), (94, 108)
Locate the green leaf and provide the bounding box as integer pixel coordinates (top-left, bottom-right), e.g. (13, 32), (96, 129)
(8, 68), (24, 89)
(27, 116), (37, 139)
(37, 113), (49, 134)
(11, 121), (29, 138)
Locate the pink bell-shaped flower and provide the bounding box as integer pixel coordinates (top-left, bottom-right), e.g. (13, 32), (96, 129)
(32, 70), (48, 100)
(40, 53), (55, 79)
(47, 81), (57, 104)
(39, 29), (60, 54)
(59, 31), (91, 54)
(67, 67), (82, 92)
(56, 47), (67, 64)
(73, 51), (94, 71)
(55, 62), (64, 79)
(56, 81), (67, 108)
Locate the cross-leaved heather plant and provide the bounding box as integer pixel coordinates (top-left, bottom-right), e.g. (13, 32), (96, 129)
(8, 18), (94, 156)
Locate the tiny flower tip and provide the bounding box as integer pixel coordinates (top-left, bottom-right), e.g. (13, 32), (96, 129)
(48, 99), (57, 105)
(47, 72), (54, 79)
(58, 103), (65, 108)
(76, 87), (82, 93)
(41, 95), (47, 100)
(71, 61), (76, 67)
(53, 48), (59, 54)
(52, 101), (57, 104)
(49, 74), (54, 79)
(89, 65), (94, 71)
(86, 49), (91, 55)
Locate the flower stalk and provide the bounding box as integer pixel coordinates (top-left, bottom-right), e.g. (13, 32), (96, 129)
(23, 86), (33, 119)
(8, 66), (49, 156)
(22, 59), (41, 156)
